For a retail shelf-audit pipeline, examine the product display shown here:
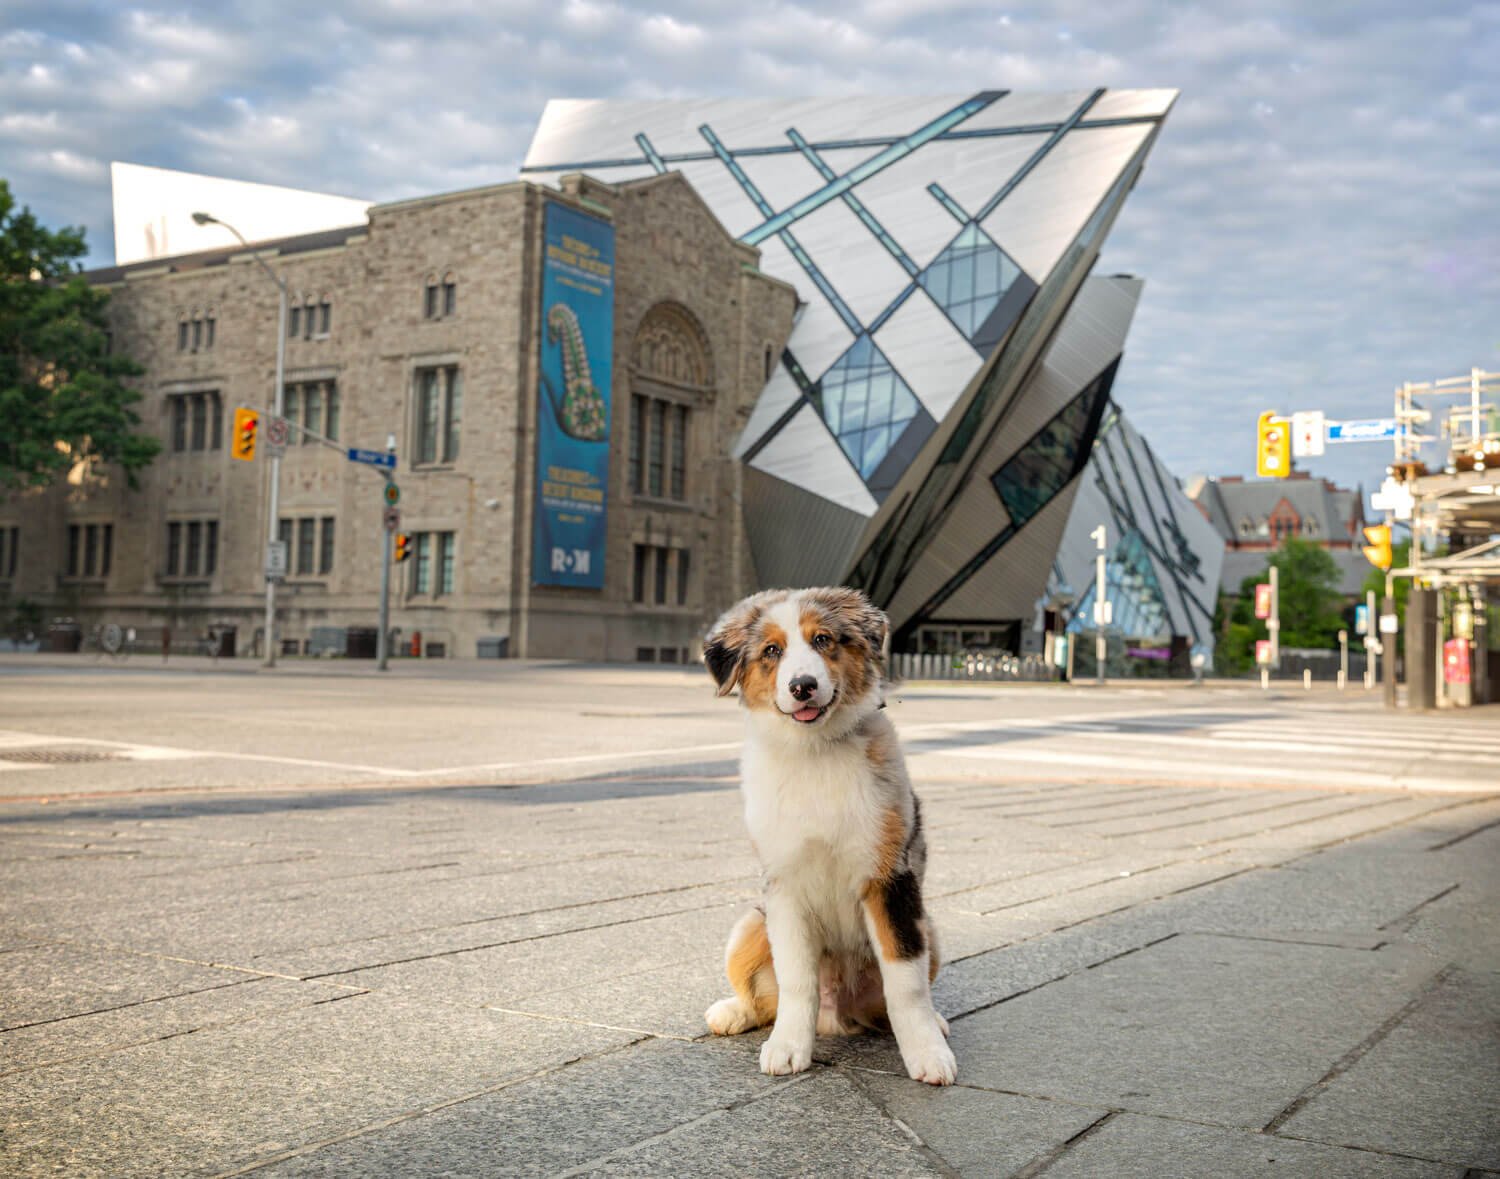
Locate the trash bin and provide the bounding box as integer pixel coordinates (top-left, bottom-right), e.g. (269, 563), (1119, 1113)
(345, 627), (378, 659)
(212, 626), (236, 658)
(49, 620), (82, 653)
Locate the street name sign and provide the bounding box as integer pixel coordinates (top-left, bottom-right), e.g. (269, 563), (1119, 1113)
(1327, 419), (1400, 443)
(1291, 411), (1326, 457)
(348, 448), (396, 469)
(265, 540), (288, 579)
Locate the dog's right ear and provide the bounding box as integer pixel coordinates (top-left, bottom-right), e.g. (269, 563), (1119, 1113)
(702, 591), (782, 697)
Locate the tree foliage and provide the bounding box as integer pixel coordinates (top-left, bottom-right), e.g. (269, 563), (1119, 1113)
(1218, 536), (1348, 672)
(0, 180), (158, 490)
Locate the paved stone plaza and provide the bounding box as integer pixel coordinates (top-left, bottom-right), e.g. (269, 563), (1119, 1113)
(1, 658), (1497, 1176)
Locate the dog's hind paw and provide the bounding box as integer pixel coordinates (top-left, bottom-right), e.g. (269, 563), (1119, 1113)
(705, 997), (755, 1035)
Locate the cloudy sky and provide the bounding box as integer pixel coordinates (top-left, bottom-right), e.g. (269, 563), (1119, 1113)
(2, 1), (1495, 496)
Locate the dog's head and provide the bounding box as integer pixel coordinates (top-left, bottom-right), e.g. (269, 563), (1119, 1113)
(702, 587), (888, 729)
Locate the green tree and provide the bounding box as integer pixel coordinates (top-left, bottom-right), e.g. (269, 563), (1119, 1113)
(0, 180), (157, 490)
(1218, 536), (1347, 670)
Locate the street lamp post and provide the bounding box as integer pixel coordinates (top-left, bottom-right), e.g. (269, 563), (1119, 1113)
(193, 212), (287, 668)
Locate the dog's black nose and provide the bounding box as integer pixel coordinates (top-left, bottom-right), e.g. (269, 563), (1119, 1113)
(788, 675), (817, 701)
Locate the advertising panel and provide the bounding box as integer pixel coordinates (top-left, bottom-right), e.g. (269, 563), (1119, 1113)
(533, 202), (614, 588)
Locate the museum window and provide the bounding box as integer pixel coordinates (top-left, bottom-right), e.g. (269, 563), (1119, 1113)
(296, 518), (316, 575)
(630, 544), (690, 606)
(443, 273), (456, 317)
(289, 304), (301, 338)
(437, 532), (455, 595)
(414, 365), (461, 464)
(276, 516), (334, 578)
(630, 395), (689, 501)
(164, 519), (219, 578)
(408, 531), (461, 597)
(424, 277), (439, 320)
(178, 318), (189, 351)
(0, 526), (18, 578)
(283, 380), (340, 442)
(319, 517), (335, 575)
(66, 523), (112, 579)
(168, 392), (222, 452)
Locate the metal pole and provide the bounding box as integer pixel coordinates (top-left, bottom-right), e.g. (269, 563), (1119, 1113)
(1383, 575), (1398, 710)
(377, 505), (392, 672)
(1338, 628), (1347, 690)
(1365, 589), (1377, 689)
(1272, 564), (1281, 663)
(1091, 525), (1107, 685)
(264, 283), (286, 667)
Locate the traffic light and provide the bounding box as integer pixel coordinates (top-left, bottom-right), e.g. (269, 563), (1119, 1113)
(231, 408), (260, 461)
(1255, 411), (1291, 478)
(394, 533), (411, 563)
(1361, 524), (1393, 571)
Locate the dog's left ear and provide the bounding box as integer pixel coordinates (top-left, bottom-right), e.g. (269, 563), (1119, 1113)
(702, 590), (785, 697)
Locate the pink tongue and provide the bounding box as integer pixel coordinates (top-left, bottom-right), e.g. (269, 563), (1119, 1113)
(794, 705), (821, 722)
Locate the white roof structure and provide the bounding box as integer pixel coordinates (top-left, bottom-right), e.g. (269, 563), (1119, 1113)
(110, 162), (371, 265)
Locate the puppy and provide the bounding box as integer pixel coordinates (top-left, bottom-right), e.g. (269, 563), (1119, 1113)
(700, 587), (956, 1085)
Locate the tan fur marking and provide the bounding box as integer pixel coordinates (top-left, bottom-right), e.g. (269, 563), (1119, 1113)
(737, 620), (787, 712)
(870, 804), (906, 884)
(725, 908), (777, 1023)
(862, 885), (901, 961)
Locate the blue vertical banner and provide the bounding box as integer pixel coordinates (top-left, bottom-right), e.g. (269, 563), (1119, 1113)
(533, 202), (614, 588)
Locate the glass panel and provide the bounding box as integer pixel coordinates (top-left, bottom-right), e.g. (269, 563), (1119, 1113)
(443, 282), (455, 317)
(289, 306), (300, 337)
(278, 519), (292, 549)
(205, 521), (218, 576)
(210, 393), (222, 449)
(191, 319), (202, 351)
(171, 397), (187, 451)
(283, 386), (299, 433)
(654, 547), (668, 604)
(425, 285), (438, 319)
(418, 370), (439, 464)
(186, 522), (202, 576)
(443, 368), (462, 462)
(303, 385), (322, 443)
(648, 400), (664, 496)
(325, 384), (340, 441)
(989, 369), (1111, 530)
(917, 224), (1021, 341)
(205, 316), (215, 348)
(676, 548), (690, 605)
(84, 524), (98, 576)
(320, 517), (334, 575)
(302, 303), (313, 340)
(100, 524), (112, 577)
(816, 336), (921, 479)
(438, 532), (455, 595)
(670, 405), (687, 500)
(297, 518), (315, 575)
(319, 302), (330, 334)
(633, 544), (647, 602)
(178, 321), (188, 350)
(414, 533), (431, 594)
(167, 523), (180, 576)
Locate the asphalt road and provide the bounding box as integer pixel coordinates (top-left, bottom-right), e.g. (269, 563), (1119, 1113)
(2, 657), (1496, 1176)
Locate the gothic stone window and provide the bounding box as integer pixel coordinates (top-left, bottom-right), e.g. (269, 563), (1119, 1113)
(628, 304), (711, 503)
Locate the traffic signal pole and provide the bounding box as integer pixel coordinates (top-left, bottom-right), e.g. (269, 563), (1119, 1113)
(377, 478), (393, 673)
(263, 284), (287, 667)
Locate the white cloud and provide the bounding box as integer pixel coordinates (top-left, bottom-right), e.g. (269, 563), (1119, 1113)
(0, 0), (1490, 496)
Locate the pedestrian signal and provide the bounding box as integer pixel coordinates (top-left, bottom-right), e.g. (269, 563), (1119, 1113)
(394, 533), (412, 563)
(1256, 411), (1291, 478)
(1361, 524), (1393, 571)
(231, 408), (260, 461)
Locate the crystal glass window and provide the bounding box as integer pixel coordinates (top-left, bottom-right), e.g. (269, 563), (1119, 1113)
(919, 225), (1021, 341)
(989, 370), (1111, 530)
(816, 335), (922, 480)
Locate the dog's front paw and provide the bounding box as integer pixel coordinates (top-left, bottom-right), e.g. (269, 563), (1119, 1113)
(759, 1034), (813, 1076)
(900, 1029), (957, 1086)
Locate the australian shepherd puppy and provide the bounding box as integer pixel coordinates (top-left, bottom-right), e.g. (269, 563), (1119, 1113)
(701, 586), (956, 1086)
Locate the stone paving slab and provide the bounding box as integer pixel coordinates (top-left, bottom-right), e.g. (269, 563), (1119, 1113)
(1278, 968), (1500, 1171)
(1042, 1112), (1461, 1179)
(0, 992), (638, 1177)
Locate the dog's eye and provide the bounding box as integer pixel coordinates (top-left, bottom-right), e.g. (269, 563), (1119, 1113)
(812, 633), (833, 651)
(763, 643), (781, 660)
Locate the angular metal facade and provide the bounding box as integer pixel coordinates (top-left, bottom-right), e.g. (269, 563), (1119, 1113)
(523, 91), (1178, 649)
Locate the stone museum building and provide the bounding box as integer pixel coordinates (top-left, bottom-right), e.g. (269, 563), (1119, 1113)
(1, 171), (796, 660)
